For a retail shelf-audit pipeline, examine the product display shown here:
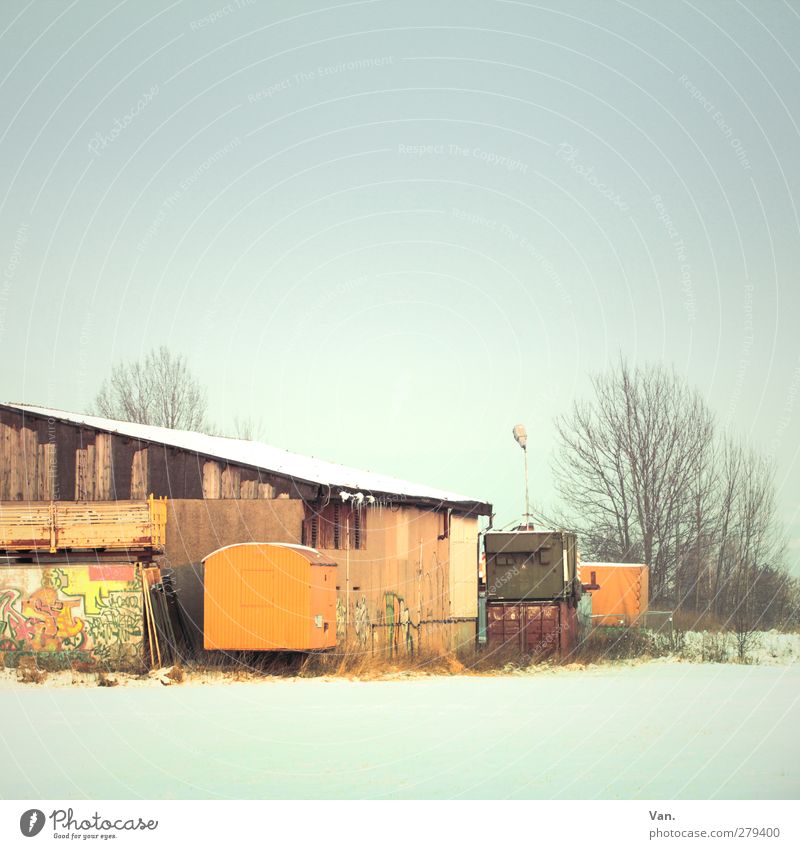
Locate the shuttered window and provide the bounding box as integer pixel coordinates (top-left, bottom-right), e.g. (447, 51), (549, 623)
(333, 502), (342, 549)
(353, 507), (363, 550)
(303, 501), (367, 550)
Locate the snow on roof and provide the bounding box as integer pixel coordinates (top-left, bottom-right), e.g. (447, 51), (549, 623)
(5, 403), (489, 509)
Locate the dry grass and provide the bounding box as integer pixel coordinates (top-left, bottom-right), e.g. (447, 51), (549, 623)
(573, 628), (658, 663)
(10, 620), (783, 686)
(671, 609), (731, 633)
(16, 657), (47, 684)
(165, 664), (185, 683)
(169, 643), (513, 680)
(292, 641), (585, 679)
(296, 646), (464, 679)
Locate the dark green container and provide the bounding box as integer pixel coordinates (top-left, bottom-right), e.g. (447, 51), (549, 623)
(484, 530), (577, 601)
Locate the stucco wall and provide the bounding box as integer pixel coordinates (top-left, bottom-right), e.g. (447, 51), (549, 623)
(0, 564), (144, 670)
(316, 506), (480, 656)
(165, 498), (305, 568)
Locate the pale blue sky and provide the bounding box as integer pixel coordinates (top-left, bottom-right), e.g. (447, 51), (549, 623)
(1, 0), (798, 562)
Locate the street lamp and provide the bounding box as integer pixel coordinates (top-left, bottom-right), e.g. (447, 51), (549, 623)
(512, 424), (532, 529)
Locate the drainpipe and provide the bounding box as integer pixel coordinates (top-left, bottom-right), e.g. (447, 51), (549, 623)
(418, 538), (423, 627)
(345, 514), (350, 643)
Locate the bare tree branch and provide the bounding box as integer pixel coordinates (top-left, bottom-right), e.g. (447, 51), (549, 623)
(551, 357), (788, 622)
(92, 346), (208, 432)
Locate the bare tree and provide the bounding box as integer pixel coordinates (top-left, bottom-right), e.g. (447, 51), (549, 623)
(677, 436), (719, 613)
(93, 346), (208, 431)
(719, 444), (785, 658)
(553, 357), (715, 604)
(231, 415), (267, 442)
(553, 358), (789, 624)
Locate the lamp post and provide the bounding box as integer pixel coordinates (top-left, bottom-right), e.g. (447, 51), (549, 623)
(512, 424), (532, 529)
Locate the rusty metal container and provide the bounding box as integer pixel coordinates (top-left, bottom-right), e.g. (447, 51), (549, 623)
(579, 562), (648, 626)
(203, 543), (337, 651)
(484, 529), (578, 601)
(486, 600), (577, 656)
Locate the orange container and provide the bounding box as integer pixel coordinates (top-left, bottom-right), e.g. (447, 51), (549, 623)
(203, 543), (337, 651)
(580, 562), (648, 626)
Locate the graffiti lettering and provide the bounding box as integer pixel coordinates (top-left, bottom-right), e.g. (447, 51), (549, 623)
(0, 567), (144, 670)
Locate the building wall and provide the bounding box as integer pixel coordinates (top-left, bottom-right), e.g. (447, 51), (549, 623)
(0, 564), (144, 670)
(314, 505), (479, 656)
(166, 499), (480, 658)
(165, 498), (305, 567)
(0, 408), (485, 660)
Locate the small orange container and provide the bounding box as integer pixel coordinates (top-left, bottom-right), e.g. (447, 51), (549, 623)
(580, 562), (649, 626)
(203, 543), (337, 651)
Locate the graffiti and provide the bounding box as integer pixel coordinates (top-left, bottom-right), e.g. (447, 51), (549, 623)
(354, 595), (370, 646)
(335, 594), (372, 647)
(21, 586), (85, 651)
(0, 586), (85, 652)
(0, 566), (143, 670)
(58, 565), (136, 615)
(0, 589), (24, 635)
(336, 597), (346, 642)
(384, 592), (415, 657)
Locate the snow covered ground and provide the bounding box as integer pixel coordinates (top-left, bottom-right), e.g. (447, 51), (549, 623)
(1, 661), (798, 800)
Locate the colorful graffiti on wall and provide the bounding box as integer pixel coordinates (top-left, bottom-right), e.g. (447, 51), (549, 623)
(0, 565), (144, 670)
(335, 592), (423, 656)
(335, 594), (372, 647)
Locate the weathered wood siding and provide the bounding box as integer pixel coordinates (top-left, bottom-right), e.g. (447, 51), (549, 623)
(0, 412), (57, 500)
(0, 408), (314, 502)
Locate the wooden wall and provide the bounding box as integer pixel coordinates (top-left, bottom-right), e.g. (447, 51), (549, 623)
(0, 413), (57, 500)
(0, 408), (315, 502)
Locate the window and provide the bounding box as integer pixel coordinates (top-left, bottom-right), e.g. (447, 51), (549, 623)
(333, 503), (342, 549)
(303, 502), (367, 550)
(353, 507), (362, 550)
(308, 512), (320, 548)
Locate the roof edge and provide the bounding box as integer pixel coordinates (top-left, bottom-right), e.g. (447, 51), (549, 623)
(1, 402), (492, 512)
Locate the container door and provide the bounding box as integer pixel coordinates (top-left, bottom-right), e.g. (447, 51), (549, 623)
(449, 516), (478, 618)
(240, 566), (279, 649)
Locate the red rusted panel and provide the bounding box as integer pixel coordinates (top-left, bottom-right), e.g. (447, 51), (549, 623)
(486, 600), (578, 657)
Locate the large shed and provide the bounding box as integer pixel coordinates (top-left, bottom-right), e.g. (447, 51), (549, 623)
(0, 402), (491, 661)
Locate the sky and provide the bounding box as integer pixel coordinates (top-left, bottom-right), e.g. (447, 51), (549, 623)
(0, 0), (798, 563)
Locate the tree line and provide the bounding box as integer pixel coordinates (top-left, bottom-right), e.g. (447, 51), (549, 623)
(553, 357), (796, 628)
